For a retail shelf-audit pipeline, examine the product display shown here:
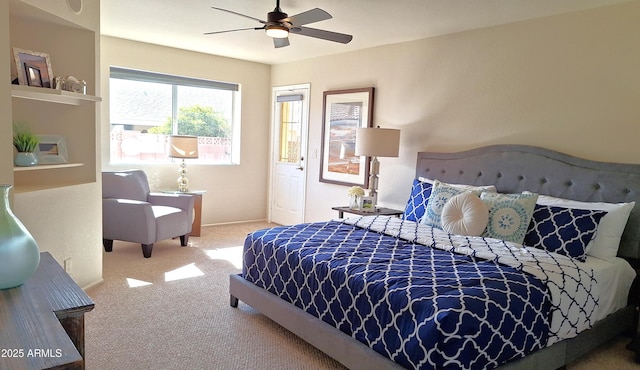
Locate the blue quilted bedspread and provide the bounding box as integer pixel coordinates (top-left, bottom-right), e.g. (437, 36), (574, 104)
(243, 219), (554, 369)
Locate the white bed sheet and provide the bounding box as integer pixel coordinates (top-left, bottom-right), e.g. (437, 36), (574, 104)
(585, 255), (636, 322)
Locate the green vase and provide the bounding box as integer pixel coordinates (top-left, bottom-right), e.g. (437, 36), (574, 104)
(0, 184), (40, 290)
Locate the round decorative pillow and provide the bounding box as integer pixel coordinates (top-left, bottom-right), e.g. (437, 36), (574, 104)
(441, 192), (489, 236)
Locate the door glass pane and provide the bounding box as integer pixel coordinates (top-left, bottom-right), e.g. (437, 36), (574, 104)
(278, 100), (302, 163)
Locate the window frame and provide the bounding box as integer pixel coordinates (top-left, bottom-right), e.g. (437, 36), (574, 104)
(109, 66), (241, 165)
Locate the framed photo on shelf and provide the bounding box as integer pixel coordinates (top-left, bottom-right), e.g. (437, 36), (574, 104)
(13, 48), (53, 88)
(36, 135), (69, 164)
(319, 87), (374, 187)
(361, 196), (375, 212)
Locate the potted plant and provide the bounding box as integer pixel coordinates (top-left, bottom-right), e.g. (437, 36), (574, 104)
(13, 122), (40, 167)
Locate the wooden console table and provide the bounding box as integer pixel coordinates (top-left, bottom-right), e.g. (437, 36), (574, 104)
(0, 252), (95, 370)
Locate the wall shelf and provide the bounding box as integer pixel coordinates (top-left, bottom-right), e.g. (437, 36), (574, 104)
(13, 163), (84, 172)
(11, 85), (101, 106)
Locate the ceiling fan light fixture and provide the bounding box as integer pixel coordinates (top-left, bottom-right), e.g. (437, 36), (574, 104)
(266, 25), (289, 38)
(207, 1), (353, 48)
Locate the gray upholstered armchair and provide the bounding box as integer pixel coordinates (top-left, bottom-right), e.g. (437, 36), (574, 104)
(102, 170), (195, 258)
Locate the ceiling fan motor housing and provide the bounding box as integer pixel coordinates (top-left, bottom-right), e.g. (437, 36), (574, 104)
(268, 9), (288, 24)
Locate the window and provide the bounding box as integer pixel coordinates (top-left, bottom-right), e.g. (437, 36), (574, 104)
(109, 67), (240, 164)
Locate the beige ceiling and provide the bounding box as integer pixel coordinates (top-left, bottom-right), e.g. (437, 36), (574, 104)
(100, 0), (633, 65)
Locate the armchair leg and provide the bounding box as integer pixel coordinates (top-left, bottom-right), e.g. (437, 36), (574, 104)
(180, 234), (190, 247)
(141, 244), (153, 258)
(103, 239), (114, 252)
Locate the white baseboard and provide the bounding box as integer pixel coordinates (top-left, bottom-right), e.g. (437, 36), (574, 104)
(201, 219), (271, 227)
(82, 278), (104, 291)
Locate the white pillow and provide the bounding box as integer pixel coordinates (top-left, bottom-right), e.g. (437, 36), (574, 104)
(526, 192), (635, 260)
(418, 177), (496, 193)
(441, 192), (489, 236)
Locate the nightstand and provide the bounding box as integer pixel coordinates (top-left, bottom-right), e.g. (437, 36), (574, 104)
(332, 206), (403, 218)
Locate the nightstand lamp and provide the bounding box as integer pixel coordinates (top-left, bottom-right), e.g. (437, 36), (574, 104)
(167, 135), (199, 192)
(355, 126), (400, 209)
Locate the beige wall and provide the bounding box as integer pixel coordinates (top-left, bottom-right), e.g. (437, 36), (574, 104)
(272, 1), (640, 222)
(0, 1), (13, 186)
(14, 183), (102, 288)
(100, 37), (272, 225)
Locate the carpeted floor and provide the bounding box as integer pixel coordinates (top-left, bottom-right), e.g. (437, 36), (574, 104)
(85, 222), (639, 369)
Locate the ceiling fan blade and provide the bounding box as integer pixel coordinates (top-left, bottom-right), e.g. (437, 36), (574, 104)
(291, 26), (353, 44)
(285, 8), (331, 26)
(211, 6), (266, 24)
(273, 37), (290, 48)
(204, 27), (264, 36)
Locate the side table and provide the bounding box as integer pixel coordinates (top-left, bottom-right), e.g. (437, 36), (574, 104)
(0, 252), (95, 369)
(161, 190), (206, 237)
(332, 206), (403, 218)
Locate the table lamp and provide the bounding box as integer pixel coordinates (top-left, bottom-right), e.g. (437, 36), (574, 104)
(167, 135), (199, 192)
(355, 126), (400, 209)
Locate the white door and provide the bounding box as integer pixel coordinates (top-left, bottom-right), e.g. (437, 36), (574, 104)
(270, 84), (310, 225)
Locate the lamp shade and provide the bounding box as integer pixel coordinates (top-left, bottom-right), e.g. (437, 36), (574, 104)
(167, 135), (199, 159)
(355, 127), (400, 157)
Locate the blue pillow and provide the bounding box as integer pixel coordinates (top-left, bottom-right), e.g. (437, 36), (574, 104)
(524, 204), (607, 262)
(403, 179), (433, 222)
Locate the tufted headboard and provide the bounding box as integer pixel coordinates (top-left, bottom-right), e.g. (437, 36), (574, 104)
(416, 144), (640, 259)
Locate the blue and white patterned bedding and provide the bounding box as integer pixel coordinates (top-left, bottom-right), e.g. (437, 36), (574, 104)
(242, 216), (597, 369)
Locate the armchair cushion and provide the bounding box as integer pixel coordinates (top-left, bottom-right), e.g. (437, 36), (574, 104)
(154, 206), (192, 241)
(148, 192), (195, 214)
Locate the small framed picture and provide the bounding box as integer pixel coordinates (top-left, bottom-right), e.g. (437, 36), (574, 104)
(36, 135), (69, 164)
(361, 196), (375, 212)
(13, 48), (53, 88)
(25, 65), (43, 87)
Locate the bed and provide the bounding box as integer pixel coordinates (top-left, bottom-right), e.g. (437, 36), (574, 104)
(230, 144), (640, 369)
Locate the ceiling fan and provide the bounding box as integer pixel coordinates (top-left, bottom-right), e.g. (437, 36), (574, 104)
(204, 0), (353, 48)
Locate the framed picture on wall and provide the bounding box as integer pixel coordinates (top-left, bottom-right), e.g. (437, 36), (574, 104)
(13, 48), (54, 88)
(319, 87), (374, 187)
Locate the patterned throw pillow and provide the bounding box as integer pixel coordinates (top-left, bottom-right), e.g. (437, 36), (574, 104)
(403, 179), (433, 222)
(480, 192), (538, 244)
(524, 204), (607, 261)
(421, 180), (482, 229)
(528, 192), (635, 261)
